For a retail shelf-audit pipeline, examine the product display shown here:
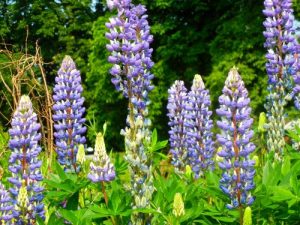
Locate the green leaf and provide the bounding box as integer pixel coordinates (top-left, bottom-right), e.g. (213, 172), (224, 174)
(54, 161), (67, 180)
(66, 191), (79, 210)
(281, 156), (291, 176)
(59, 209), (78, 225)
(271, 187), (295, 202)
(151, 128), (158, 146)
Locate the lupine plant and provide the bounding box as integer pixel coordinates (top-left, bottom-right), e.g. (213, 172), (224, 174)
(184, 74), (214, 178)
(8, 95), (44, 223)
(263, 0), (298, 157)
(167, 80), (188, 173)
(53, 55), (87, 172)
(216, 68), (255, 220)
(88, 132), (115, 205)
(2, 1), (300, 225)
(105, 0), (155, 223)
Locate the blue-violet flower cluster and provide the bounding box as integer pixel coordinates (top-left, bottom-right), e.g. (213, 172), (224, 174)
(293, 44), (300, 109)
(106, 1), (154, 222)
(184, 75), (214, 178)
(0, 182), (13, 224)
(262, 0), (298, 155)
(88, 133), (116, 183)
(216, 68), (255, 209)
(263, 0), (296, 89)
(8, 95), (44, 222)
(53, 56), (87, 172)
(167, 80), (188, 173)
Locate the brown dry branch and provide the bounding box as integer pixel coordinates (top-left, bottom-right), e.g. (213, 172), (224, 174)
(0, 40), (54, 168)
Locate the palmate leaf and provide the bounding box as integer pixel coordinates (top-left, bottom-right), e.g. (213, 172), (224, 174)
(59, 208), (96, 225)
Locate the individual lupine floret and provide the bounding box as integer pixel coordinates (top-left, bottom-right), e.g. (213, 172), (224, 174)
(106, 0), (154, 223)
(167, 80), (188, 173)
(8, 95), (44, 222)
(53, 56), (87, 172)
(0, 182), (13, 224)
(184, 75), (214, 178)
(88, 133), (115, 182)
(216, 68), (255, 209)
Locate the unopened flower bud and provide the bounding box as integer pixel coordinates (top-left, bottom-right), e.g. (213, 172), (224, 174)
(76, 144), (86, 165)
(243, 206), (252, 225)
(173, 193), (185, 217)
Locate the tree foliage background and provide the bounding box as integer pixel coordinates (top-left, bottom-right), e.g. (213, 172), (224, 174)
(0, 0), (299, 150)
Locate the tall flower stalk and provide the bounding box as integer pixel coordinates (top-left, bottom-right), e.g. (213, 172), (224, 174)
(216, 68), (255, 223)
(8, 95), (44, 223)
(53, 56), (87, 172)
(263, 0), (297, 156)
(184, 75), (214, 178)
(88, 133), (115, 205)
(167, 80), (188, 173)
(106, 0), (154, 223)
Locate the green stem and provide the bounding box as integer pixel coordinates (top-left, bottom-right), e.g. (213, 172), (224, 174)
(101, 181), (108, 206)
(239, 207), (244, 225)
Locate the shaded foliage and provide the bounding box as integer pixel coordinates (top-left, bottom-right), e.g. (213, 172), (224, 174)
(0, 0), (299, 149)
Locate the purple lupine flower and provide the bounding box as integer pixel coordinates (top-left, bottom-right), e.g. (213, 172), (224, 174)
(262, 0), (298, 155)
(8, 95), (44, 222)
(216, 68), (255, 209)
(106, 0), (154, 111)
(88, 133), (115, 182)
(184, 75), (214, 178)
(263, 0), (296, 88)
(0, 182), (13, 223)
(292, 44), (300, 109)
(167, 80), (188, 173)
(53, 56), (87, 172)
(106, 0), (154, 221)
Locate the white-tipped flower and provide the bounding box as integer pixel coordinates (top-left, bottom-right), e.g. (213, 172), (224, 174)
(88, 133), (116, 182)
(17, 181), (29, 210)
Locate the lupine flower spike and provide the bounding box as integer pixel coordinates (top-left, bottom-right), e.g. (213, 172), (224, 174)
(76, 144), (86, 166)
(0, 182), (13, 224)
(216, 68), (255, 209)
(243, 207), (252, 225)
(88, 133), (115, 183)
(263, 0), (298, 156)
(167, 80), (188, 173)
(172, 193), (185, 218)
(106, 0), (154, 223)
(88, 133), (115, 206)
(8, 95), (44, 223)
(293, 44), (300, 109)
(53, 56), (87, 172)
(185, 75), (214, 178)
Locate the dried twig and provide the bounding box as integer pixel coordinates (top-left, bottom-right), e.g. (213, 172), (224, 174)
(0, 39), (54, 168)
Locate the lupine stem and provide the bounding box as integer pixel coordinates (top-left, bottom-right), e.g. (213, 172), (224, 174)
(101, 181), (108, 206)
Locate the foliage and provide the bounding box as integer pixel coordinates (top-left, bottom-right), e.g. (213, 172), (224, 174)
(1, 1), (300, 225)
